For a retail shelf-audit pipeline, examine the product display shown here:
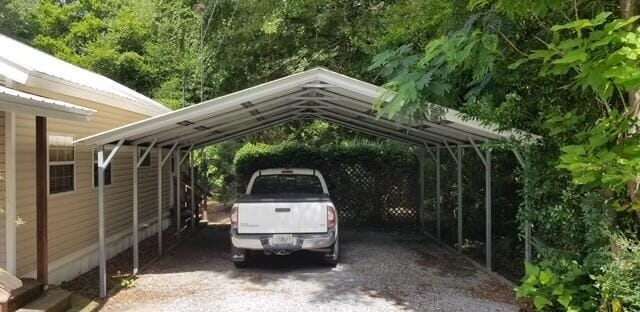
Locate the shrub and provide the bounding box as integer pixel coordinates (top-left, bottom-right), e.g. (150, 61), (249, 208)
(515, 261), (599, 311)
(596, 235), (640, 311)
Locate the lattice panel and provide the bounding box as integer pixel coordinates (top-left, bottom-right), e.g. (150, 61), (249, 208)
(236, 146), (419, 228)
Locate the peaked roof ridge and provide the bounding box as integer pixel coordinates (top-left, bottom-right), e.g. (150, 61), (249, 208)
(75, 67), (538, 147)
(0, 34), (170, 116)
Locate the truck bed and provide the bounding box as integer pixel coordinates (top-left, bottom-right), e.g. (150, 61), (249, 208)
(236, 193), (329, 234)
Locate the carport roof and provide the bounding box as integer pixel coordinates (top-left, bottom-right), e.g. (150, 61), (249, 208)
(75, 68), (537, 148)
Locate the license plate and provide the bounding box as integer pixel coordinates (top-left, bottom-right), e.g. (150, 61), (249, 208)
(272, 234), (293, 245)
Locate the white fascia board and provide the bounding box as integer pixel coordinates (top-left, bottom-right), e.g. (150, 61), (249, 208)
(26, 73), (168, 117)
(75, 69), (323, 145)
(0, 97), (94, 122)
(0, 61), (30, 84)
(5, 112), (16, 274)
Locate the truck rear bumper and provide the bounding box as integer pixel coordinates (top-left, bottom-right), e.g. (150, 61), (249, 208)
(230, 229), (337, 251)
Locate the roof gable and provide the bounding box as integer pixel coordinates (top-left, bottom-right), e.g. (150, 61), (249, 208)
(75, 68), (537, 147)
(0, 34), (170, 116)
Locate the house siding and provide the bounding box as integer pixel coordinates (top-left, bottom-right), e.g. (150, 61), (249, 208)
(14, 87), (173, 280)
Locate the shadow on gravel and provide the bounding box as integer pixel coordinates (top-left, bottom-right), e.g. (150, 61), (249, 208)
(132, 225), (520, 311)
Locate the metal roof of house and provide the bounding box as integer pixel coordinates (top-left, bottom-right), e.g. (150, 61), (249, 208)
(0, 34), (170, 116)
(0, 85), (95, 121)
(75, 68), (537, 148)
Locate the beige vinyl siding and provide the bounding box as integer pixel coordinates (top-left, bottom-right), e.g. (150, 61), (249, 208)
(15, 87), (172, 277)
(0, 112), (6, 269)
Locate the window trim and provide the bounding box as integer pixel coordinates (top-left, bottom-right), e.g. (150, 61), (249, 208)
(92, 146), (114, 189)
(47, 133), (76, 197)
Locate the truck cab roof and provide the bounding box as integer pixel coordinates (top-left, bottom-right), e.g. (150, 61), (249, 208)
(246, 168), (329, 195)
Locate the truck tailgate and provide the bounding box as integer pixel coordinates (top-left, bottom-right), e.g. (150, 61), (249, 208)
(238, 201), (327, 234)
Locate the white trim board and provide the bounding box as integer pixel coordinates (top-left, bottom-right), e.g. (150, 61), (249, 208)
(5, 111), (16, 274)
(21, 213), (170, 285)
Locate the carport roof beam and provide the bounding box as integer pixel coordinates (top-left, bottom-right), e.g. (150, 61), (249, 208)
(315, 112), (441, 146)
(314, 99), (465, 144)
(194, 116), (300, 148)
(314, 88), (489, 142)
(314, 114), (427, 146)
(130, 92), (309, 144)
(187, 109), (306, 147)
(158, 101), (305, 147)
(75, 68), (537, 149)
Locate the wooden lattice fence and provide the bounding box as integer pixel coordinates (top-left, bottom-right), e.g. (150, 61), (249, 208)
(234, 143), (419, 228)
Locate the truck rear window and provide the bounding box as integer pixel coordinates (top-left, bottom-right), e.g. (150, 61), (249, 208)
(251, 175), (324, 194)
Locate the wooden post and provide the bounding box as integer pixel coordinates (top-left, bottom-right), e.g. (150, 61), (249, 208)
(35, 116), (48, 287)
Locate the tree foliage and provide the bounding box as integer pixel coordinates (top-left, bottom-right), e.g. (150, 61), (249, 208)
(367, 0), (640, 309)
(3, 0), (640, 309)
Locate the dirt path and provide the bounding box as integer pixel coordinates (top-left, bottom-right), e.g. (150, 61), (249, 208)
(102, 227), (521, 312)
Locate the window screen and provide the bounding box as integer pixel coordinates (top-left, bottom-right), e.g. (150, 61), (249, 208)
(49, 135), (75, 194)
(251, 175), (324, 194)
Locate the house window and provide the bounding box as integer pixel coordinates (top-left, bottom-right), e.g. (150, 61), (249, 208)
(49, 135), (75, 194)
(93, 147), (112, 187)
(138, 148), (151, 167)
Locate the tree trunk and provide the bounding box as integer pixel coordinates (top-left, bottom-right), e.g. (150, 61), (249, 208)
(620, 0), (640, 228)
(622, 0), (640, 115)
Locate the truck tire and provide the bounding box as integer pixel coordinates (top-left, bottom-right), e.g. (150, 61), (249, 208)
(233, 260), (248, 268)
(231, 245), (248, 268)
(324, 240), (339, 267)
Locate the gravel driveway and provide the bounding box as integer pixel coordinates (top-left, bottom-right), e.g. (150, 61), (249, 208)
(102, 226), (521, 312)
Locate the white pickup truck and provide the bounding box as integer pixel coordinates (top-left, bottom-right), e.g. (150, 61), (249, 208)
(230, 168), (339, 267)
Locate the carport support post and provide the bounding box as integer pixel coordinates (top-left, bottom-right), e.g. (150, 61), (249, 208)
(418, 148), (425, 233)
(133, 146), (139, 275)
(470, 139), (493, 270)
(436, 147), (441, 240)
(97, 146), (106, 298)
(157, 148), (163, 256)
(457, 145), (463, 253)
(190, 152), (196, 229)
(175, 150), (181, 237)
(485, 149), (492, 270)
(97, 139), (123, 298)
(513, 148), (532, 263)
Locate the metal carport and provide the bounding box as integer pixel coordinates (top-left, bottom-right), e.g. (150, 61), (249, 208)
(75, 67), (537, 297)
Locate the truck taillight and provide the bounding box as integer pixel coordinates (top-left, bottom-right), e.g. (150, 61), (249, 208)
(327, 204), (336, 229)
(231, 204), (239, 230)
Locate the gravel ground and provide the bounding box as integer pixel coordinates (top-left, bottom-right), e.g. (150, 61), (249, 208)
(102, 226), (521, 312)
